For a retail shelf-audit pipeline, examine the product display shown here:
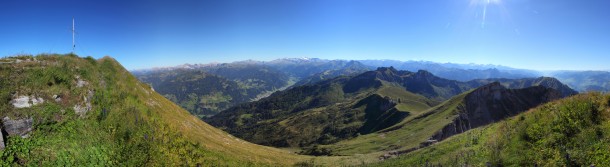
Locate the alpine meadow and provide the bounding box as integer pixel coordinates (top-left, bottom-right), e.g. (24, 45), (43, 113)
(2, 0), (610, 166)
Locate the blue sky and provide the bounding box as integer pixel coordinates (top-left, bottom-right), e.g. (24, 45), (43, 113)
(1, 0), (609, 70)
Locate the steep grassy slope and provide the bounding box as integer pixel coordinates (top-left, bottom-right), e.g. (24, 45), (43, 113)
(0, 54), (303, 166)
(369, 92), (610, 166)
(322, 82), (562, 156)
(323, 93), (469, 156)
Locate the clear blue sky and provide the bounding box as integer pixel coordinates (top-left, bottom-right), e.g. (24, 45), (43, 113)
(1, 0), (609, 70)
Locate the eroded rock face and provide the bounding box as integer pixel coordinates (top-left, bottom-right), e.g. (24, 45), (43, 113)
(2, 117), (33, 138)
(430, 82), (561, 141)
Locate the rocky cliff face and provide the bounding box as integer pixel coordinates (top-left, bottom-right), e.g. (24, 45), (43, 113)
(431, 82), (562, 141)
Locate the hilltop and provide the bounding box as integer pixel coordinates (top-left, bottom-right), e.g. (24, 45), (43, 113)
(0, 54), (304, 166)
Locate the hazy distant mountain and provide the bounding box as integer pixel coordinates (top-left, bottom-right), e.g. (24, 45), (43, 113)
(358, 60), (541, 81)
(292, 60), (372, 87)
(548, 71), (610, 92)
(198, 63), (291, 93)
(355, 59), (610, 93)
(267, 58), (372, 79)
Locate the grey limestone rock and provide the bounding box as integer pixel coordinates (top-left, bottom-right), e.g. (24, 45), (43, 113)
(2, 117), (33, 138)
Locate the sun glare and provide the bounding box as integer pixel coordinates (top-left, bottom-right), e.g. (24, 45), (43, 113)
(470, 0), (504, 28)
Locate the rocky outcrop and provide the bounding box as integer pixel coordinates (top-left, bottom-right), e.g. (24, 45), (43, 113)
(52, 94), (62, 102)
(76, 75), (89, 88)
(74, 90), (94, 116)
(430, 113), (472, 141)
(2, 117), (33, 138)
(11, 96), (30, 108)
(11, 95), (44, 108)
(431, 82), (561, 141)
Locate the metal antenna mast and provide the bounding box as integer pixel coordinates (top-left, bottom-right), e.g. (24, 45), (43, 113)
(72, 17), (75, 53)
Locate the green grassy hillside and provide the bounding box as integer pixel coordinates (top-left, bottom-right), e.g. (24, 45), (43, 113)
(210, 66), (572, 157)
(323, 92), (469, 156)
(208, 71), (438, 150)
(321, 82), (561, 156)
(0, 54), (304, 166)
(369, 92), (610, 166)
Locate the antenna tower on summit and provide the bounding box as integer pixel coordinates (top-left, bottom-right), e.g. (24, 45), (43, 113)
(72, 17), (75, 53)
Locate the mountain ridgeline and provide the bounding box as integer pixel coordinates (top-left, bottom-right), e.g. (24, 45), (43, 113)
(359, 59), (610, 92)
(358, 60), (541, 82)
(208, 67), (577, 152)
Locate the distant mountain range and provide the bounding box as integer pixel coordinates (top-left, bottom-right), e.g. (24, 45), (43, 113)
(133, 57), (604, 119)
(549, 70), (610, 92)
(358, 60), (610, 93)
(358, 60), (541, 82)
(134, 58), (610, 93)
